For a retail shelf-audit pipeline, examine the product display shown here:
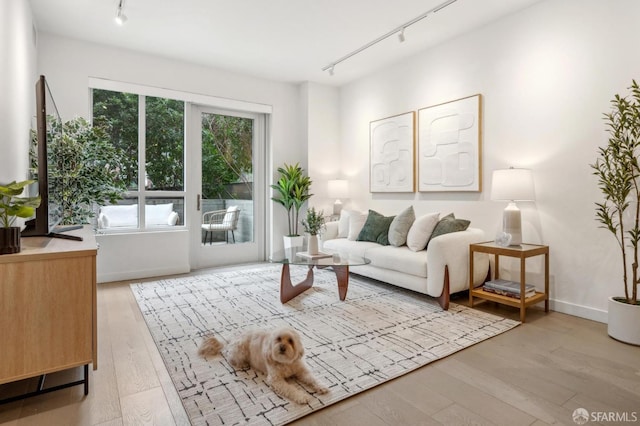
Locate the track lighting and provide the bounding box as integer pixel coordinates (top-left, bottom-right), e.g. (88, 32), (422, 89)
(115, 0), (127, 25)
(322, 0), (457, 75)
(398, 28), (406, 43)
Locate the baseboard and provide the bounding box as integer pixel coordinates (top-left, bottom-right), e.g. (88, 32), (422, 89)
(98, 265), (190, 283)
(550, 298), (607, 324)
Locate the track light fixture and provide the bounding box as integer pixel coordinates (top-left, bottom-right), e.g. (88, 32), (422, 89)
(398, 28), (406, 43)
(115, 0), (127, 26)
(322, 0), (457, 75)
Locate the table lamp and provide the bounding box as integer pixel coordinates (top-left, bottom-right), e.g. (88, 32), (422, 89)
(327, 179), (349, 216)
(491, 167), (535, 246)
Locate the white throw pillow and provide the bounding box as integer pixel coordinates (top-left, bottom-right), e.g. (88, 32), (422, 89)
(146, 203), (174, 225)
(338, 209), (353, 238)
(347, 211), (368, 241)
(406, 212), (440, 252)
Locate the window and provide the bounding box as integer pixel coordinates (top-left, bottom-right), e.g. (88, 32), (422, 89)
(92, 89), (185, 230)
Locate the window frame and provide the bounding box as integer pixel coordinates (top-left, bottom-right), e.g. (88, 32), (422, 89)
(89, 78), (272, 234)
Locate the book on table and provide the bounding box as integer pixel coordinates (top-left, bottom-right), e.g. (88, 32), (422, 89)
(483, 279), (536, 297)
(296, 251), (333, 260)
(483, 286), (536, 299)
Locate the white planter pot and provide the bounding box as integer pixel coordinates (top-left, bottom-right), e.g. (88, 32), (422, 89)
(307, 234), (319, 255)
(608, 296), (640, 345)
(283, 235), (304, 249)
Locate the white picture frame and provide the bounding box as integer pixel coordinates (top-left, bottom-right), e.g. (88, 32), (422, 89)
(417, 94), (482, 192)
(369, 111), (415, 193)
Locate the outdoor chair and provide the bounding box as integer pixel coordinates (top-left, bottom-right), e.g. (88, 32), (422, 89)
(201, 205), (240, 244)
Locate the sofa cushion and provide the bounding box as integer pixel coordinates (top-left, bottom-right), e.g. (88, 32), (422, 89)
(364, 245), (428, 278)
(406, 212), (440, 252)
(427, 213), (470, 246)
(100, 204), (138, 227)
(347, 211), (368, 240)
(357, 210), (395, 245)
(388, 206), (415, 247)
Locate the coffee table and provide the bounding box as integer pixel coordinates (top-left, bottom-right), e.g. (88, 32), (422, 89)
(269, 246), (370, 303)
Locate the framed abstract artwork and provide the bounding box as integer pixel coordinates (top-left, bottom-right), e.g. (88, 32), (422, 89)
(369, 111), (415, 193)
(417, 94), (482, 192)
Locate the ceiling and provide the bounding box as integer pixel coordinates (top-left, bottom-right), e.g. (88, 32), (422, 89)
(29, 0), (542, 86)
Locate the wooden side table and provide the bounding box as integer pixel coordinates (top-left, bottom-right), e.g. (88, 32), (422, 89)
(469, 241), (549, 322)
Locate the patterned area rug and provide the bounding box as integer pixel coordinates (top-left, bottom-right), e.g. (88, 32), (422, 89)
(130, 265), (519, 425)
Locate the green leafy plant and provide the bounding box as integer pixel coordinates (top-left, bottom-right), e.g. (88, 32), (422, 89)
(301, 207), (325, 236)
(31, 116), (128, 225)
(591, 79), (640, 305)
(270, 163), (312, 236)
(0, 180), (41, 228)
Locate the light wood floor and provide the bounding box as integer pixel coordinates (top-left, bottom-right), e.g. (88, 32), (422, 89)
(1, 265), (639, 426)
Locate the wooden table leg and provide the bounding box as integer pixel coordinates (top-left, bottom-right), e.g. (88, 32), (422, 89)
(280, 264), (314, 303)
(332, 265), (349, 301)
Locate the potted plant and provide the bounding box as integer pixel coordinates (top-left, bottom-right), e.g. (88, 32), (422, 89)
(301, 207), (325, 254)
(591, 79), (640, 345)
(270, 163), (312, 248)
(0, 180), (41, 254)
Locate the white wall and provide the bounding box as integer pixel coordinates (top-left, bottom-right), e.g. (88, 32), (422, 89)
(301, 82), (341, 212)
(319, 0), (640, 322)
(0, 0), (37, 207)
(36, 33), (304, 282)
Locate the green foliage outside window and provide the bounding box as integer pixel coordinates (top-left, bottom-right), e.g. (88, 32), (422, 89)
(92, 89), (253, 201)
(201, 113), (253, 199)
(92, 89), (139, 190)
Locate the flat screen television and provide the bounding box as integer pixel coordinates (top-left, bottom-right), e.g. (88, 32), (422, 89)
(22, 75), (82, 241)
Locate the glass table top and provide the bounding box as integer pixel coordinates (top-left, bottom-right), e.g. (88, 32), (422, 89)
(269, 246), (370, 267)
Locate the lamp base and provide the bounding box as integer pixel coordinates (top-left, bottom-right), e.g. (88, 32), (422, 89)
(333, 200), (343, 216)
(502, 202), (522, 246)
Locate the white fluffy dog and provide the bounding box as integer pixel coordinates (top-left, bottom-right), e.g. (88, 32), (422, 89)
(198, 326), (329, 404)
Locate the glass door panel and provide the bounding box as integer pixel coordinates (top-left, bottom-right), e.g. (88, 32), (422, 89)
(190, 106), (264, 268)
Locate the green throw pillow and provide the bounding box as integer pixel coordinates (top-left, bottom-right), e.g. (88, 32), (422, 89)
(426, 213), (470, 246)
(388, 205), (416, 247)
(357, 210), (395, 245)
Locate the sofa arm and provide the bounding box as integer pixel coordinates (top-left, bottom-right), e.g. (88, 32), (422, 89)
(426, 228), (490, 296)
(322, 221), (339, 241)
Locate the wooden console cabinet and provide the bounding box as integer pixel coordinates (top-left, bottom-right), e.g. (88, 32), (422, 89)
(0, 226), (97, 388)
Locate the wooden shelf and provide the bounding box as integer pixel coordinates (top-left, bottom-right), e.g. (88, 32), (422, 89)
(471, 287), (547, 309)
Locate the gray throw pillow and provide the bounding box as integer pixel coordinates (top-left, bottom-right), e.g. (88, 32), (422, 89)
(357, 210), (395, 245)
(388, 206), (416, 247)
(427, 213), (470, 246)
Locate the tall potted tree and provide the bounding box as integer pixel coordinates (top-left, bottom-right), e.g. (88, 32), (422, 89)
(591, 79), (640, 345)
(0, 180), (41, 254)
(271, 163), (312, 248)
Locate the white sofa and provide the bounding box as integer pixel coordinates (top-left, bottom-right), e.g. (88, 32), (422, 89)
(97, 203), (179, 229)
(321, 209), (489, 310)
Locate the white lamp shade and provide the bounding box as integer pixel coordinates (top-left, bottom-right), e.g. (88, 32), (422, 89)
(327, 179), (349, 199)
(491, 168), (535, 201)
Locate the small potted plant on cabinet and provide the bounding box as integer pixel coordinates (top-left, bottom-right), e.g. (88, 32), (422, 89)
(301, 207), (325, 255)
(591, 79), (640, 345)
(0, 180), (41, 254)
(271, 163), (312, 248)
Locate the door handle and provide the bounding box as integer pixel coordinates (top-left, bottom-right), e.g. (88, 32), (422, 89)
(197, 194), (201, 211)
